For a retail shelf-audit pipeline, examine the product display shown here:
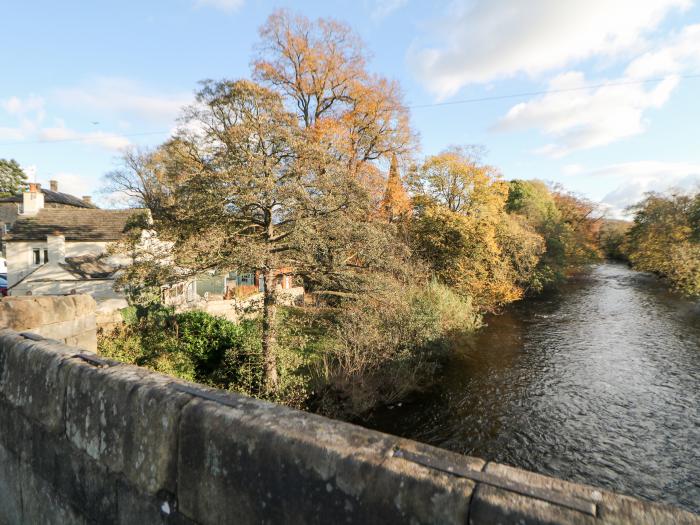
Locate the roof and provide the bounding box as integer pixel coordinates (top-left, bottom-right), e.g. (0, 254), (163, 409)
(60, 254), (119, 279)
(3, 208), (140, 242)
(0, 189), (97, 208)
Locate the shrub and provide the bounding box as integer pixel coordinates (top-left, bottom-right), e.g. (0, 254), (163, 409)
(313, 281), (480, 418)
(98, 307), (310, 408)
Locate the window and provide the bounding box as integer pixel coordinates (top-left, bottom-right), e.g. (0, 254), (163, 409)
(33, 249), (41, 265)
(44, 249), (49, 263)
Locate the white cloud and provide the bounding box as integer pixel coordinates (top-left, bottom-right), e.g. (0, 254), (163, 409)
(35, 172), (101, 201)
(1, 95), (45, 118)
(0, 127), (26, 141)
(372, 0), (408, 20)
(496, 71), (679, 157)
(0, 95), (46, 142)
(410, 0), (690, 98)
(562, 164), (585, 176)
(55, 77), (190, 125)
(589, 161), (700, 217)
(0, 79), (187, 151)
(38, 126), (131, 151)
(625, 23), (700, 79)
(193, 0), (244, 12)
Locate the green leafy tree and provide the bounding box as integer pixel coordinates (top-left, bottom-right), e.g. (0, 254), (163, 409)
(0, 158), (27, 197)
(507, 179), (601, 286)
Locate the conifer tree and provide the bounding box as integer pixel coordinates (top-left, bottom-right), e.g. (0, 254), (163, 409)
(380, 154), (412, 223)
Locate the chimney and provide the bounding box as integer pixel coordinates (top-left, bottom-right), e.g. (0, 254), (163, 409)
(21, 183), (44, 216)
(50, 180), (58, 192)
(82, 195), (92, 205)
(46, 234), (66, 264)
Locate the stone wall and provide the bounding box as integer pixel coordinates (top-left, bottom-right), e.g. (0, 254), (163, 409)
(0, 330), (697, 524)
(0, 294), (96, 351)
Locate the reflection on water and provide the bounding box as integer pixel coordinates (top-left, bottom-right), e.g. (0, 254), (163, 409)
(367, 263), (700, 513)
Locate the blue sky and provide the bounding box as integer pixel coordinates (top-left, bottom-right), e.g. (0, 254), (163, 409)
(1, 0), (699, 216)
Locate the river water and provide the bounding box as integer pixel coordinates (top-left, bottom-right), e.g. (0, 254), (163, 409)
(367, 263), (700, 513)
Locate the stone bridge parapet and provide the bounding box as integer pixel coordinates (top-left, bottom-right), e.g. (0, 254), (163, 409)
(0, 329), (697, 524)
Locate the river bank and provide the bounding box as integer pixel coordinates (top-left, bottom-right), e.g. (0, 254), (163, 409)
(366, 263), (700, 513)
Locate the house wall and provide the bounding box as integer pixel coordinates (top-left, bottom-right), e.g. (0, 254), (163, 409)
(5, 240), (122, 288)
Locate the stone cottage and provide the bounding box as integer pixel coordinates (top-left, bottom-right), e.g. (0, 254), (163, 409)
(1, 183), (139, 312)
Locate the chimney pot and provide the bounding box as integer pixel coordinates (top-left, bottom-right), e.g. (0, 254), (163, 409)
(82, 196), (92, 205)
(50, 180), (58, 192)
(22, 183), (44, 215)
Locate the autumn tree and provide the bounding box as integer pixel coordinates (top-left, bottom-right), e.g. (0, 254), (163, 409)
(626, 191), (700, 296)
(253, 9), (415, 188)
(109, 80), (393, 391)
(0, 158), (27, 197)
(411, 148), (543, 311)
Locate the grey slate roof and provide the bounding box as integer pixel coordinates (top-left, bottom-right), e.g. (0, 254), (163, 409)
(3, 208), (140, 242)
(0, 189), (97, 208)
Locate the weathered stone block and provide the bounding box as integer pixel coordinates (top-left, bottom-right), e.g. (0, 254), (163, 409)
(33, 315), (95, 342)
(64, 359), (191, 497)
(121, 372), (192, 495)
(0, 334), (73, 432)
(50, 439), (118, 523)
(19, 458), (88, 525)
(64, 327), (98, 352)
(0, 399), (34, 460)
(469, 483), (596, 525)
(178, 394), (478, 525)
(0, 444), (23, 524)
(0, 298), (43, 331)
(480, 462), (700, 524)
(64, 359), (133, 472)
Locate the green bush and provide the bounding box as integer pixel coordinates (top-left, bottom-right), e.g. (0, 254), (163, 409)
(98, 306), (310, 408)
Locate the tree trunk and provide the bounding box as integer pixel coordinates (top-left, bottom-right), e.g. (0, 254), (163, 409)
(262, 268), (279, 392)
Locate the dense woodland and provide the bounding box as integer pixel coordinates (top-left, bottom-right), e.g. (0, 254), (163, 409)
(96, 10), (700, 419)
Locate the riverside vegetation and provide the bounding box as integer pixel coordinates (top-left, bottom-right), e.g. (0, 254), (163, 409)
(98, 10), (699, 420)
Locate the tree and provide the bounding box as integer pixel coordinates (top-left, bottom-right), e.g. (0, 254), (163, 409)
(108, 79), (403, 391)
(0, 159), (27, 197)
(253, 10), (415, 184)
(598, 220), (631, 261)
(626, 191), (700, 296)
(507, 179), (601, 286)
(380, 154), (411, 223)
(410, 148), (543, 311)
(412, 146), (506, 215)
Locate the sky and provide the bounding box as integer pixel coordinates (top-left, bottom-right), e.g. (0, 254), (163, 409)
(1, 0), (699, 216)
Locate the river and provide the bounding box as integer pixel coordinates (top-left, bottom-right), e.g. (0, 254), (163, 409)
(367, 263), (700, 513)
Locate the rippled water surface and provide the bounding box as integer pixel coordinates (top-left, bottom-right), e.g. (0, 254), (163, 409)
(367, 263), (700, 513)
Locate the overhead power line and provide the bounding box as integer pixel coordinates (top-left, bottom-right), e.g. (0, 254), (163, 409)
(0, 73), (697, 147)
(408, 73), (700, 108)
